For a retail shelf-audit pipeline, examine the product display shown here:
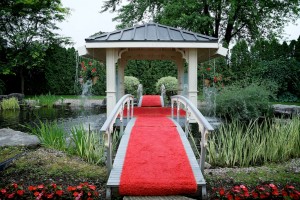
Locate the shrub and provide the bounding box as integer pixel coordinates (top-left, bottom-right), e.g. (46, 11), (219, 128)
(124, 76), (140, 96)
(155, 76), (178, 93)
(216, 82), (273, 121)
(0, 97), (20, 110)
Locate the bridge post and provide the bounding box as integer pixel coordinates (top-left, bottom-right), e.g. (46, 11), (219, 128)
(106, 48), (118, 116)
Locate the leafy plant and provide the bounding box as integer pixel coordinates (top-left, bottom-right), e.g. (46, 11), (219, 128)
(70, 126), (105, 165)
(0, 97), (20, 110)
(216, 82), (273, 121)
(32, 93), (59, 107)
(124, 76), (140, 96)
(207, 117), (300, 167)
(30, 121), (67, 151)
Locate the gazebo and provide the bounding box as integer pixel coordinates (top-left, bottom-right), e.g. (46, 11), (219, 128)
(78, 22), (227, 115)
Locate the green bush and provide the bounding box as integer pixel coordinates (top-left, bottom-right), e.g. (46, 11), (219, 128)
(216, 82), (273, 121)
(124, 76), (140, 96)
(0, 97), (20, 110)
(155, 76), (178, 93)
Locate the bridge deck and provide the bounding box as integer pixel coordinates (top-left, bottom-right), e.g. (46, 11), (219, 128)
(106, 117), (206, 199)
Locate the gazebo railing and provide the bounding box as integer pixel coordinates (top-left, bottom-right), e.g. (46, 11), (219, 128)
(100, 94), (134, 172)
(137, 84), (143, 107)
(171, 95), (214, 173)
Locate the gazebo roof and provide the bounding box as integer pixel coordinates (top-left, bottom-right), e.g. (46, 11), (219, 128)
(86, 22), (218, 43)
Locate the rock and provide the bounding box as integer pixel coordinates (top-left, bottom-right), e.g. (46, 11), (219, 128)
(205, 162), (212, 169)
(7, 93), (24, 102)
(0, 95), (8, 102)
(0, 128), (40, 147)
(273, 104), (300, 115)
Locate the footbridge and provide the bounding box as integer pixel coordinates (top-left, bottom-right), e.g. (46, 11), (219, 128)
(101, 94), (214, 199)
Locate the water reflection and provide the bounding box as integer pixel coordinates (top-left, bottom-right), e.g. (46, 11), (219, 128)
(0, 107), (106, 133)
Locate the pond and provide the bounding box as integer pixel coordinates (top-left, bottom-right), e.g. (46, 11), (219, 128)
(0, 106), (107, 133)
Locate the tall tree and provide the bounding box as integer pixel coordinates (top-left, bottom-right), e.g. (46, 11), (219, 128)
(101, 0), (300, 44)
(0, 0), (70, 94)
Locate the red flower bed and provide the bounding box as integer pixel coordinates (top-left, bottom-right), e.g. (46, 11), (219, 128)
(0, 182), (99, 200)
(212, 184), (300, 200)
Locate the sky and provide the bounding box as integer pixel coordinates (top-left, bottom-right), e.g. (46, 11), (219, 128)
(57, 0), (300, 48)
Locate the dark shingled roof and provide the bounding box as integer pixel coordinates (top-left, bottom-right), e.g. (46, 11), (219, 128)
(86, 22), (218, 43)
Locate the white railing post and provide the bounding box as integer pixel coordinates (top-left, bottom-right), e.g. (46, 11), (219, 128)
(101, 94), (134, 173)
(170, 95), (214, 174)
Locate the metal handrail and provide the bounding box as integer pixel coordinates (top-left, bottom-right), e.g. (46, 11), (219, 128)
(171, 95), (214, 173)
(100, 94), (134, 172)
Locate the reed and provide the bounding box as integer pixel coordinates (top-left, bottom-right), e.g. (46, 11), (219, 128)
(70, 126), (105, 165)
(207, 117), (300, 167)
(33, 93), (59, 107)
(30, 121), (67, 151)
(0, 97), (20, 110)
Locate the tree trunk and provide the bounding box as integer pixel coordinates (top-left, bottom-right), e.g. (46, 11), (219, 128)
(20, 68), (24, 94)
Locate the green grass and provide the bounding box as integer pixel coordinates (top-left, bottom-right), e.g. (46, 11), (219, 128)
(0, 146), (24, 163)
(205, 159), (300, 189)
(0, 97), (20, 110)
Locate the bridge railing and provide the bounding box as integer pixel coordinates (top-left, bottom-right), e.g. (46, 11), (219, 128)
(171, 95), (214, 173)
(100, 94), (134, 172)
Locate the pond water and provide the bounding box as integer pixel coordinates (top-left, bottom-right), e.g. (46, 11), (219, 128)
(0, 107), (107, 133)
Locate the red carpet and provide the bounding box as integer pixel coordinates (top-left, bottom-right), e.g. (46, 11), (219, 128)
(123, 107), (186, 117)
(141, 95), (162, 107)
(119, 117), (197, 196)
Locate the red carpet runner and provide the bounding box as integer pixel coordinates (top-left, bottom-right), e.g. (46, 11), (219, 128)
(141, 95), (162, 107)
(119, 115), (197, 195)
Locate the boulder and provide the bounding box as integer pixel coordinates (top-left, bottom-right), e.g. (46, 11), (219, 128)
(0, 128), (40, 147)
(7, 93), (24, 102)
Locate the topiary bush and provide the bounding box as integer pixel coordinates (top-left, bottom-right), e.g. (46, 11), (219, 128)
(124, 76), (140, 96)
(155, 76), (178, 93)
(216, 82), (273, 121)
(156, 76), (178, 104)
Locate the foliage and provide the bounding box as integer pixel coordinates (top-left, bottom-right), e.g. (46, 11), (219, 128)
(155, 76), (178, 93)
(32, 93), (60, 107)
(44, 45), (77, 95)
(79, 60), (104, 82)
(30, 121), (67, 151)
(207, 117), (300, 167)
(101, 0), (300, 44)
(125, 60), (177, 94)
(212, 184), (300, 200)
(0, 97), (20, 110)
(216, 82), (273, 121)
(0, 79), (5, 95)
(124, 76), (140, 96)
(0, 182), (99, 199)
(0, 0), (70, 93)
(70, 126), (105, 165)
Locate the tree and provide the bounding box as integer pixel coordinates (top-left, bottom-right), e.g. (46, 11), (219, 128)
(101, 0), (300, 44)
(0, 0), (70, 93)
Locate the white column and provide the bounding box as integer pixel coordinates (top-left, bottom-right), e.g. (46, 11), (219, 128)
(118, 59), (126, 99)
(187, 48), (198, 107)
(176, 58), (184, 95)
(106, 49), (117, 116)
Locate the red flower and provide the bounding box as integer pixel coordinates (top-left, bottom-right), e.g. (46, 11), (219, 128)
(91, 68), (96, 73)
(88, 185), (96, 191)
(1, 188), (6, 194)
(17, 190), (24, 196)
(56, 190), (63, 196)
(47, 193), (54, 199)
(219, 187), (225, 196)
(282, 190), (288, 196)
(51, 183), (57, 189)
(77, 185), (82, 190)
(81, 62), (85, 68)
(87, 198), (93, 200)
(206, 67), (211, 71)
(7, 193), (14, 199)
(93, 191), (99, 196)
(272, 190), (279, 196)
(88, 61), (93, 66)
(227, 194), (233, 200)
(37, 184), (44, 189)
(73, 191), (79, 197)
(34, 191), (40, 197)
(67, 186), (76, 191)
(12, 183), (18, 189)
(252, 191), (259, 198)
